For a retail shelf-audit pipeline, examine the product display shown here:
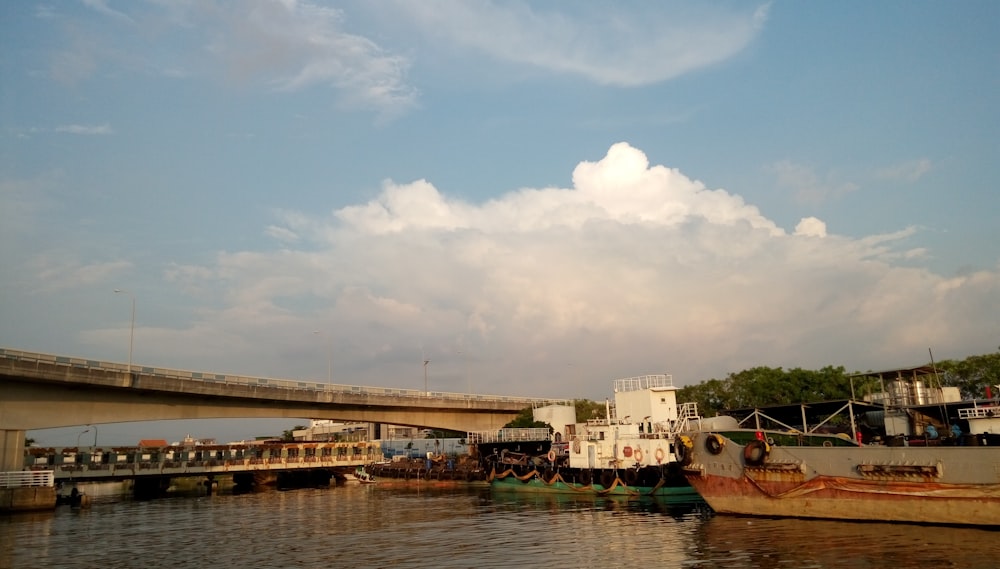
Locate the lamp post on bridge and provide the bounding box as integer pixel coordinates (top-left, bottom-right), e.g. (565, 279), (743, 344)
(114, 288), (135, 374)
(423, 358), (430, 395)
(76, 427), (91, 448)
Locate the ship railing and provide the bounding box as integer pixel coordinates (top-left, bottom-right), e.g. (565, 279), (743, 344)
(612, 374), (674, 393)
(466, 427), (551, 444)
(0, 470), (54, 488)
(660, 403), (702, 436)
(959, 407), (999, 419)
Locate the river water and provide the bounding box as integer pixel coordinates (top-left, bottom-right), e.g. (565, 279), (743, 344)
(1, 482), (995, 569)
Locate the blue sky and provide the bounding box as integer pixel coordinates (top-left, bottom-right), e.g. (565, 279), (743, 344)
(2, 1), (999, 446)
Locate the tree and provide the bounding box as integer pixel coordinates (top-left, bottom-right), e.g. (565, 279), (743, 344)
(574, 399), (607, 423)
(503, 407), (551, 430)
(677, 351), (999, 417)
(281, 425), (307, 442)
(936, 352), (1000, 399)
(678, 365), (852, 417)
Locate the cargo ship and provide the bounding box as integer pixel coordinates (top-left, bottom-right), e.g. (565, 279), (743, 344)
(678, 365), (1000, 526)
(470, 374), (721, 498)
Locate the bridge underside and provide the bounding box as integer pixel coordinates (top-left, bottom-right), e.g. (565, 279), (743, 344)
(0, 356), (550, 472)
(0, 381), (521, 433)
(0, 376), (526, 471)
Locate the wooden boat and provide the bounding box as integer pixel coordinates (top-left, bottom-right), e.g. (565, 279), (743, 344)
(678, 366), (1000, 526)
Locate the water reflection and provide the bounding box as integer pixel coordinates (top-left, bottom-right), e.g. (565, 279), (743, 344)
(691, 515), (998, 569)
(2, 484), (995, 569)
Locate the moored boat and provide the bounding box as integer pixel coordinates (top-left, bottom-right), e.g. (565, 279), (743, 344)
(679, 365), (1000, 526)
(350, 466), (377, 484)
(472, 374), (715, 499)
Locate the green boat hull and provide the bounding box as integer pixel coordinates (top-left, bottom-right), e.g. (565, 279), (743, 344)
(488, 467), (699, 498)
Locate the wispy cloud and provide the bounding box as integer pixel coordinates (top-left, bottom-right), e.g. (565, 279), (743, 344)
(208, 1), (417, 119)
(55, 124), (114, 135)
(389, 0), (770, 86)
(29, 256), (132, 292)
(767, 160), (859, 205)
(876, 158), (932, 183)
(81, 0), (135, 24)
(39, 1), (418, 119)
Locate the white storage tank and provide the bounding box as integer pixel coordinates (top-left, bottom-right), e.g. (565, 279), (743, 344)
(533, 404), (576, 440)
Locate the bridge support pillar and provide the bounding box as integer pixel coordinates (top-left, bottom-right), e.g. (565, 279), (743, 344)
(0, 430), (26, 471)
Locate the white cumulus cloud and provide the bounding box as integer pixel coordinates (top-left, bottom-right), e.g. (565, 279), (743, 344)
(152, 142), (1000, 397)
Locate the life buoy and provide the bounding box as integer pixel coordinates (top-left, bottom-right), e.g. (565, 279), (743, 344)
(705, 434), (724, 455)
(634, 448), (644, 463)
(674, 435), (694, 466)
(743, 439), (770, 466)
(654, 448), (665, 464)
(547, 450), (556, 462)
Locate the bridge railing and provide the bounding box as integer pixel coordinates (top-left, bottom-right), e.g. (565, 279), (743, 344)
(1, 347), (572, 407)
(0, 470), (54, 488)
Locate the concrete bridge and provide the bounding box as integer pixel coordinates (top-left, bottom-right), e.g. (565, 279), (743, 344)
(0, 348), (571, 472)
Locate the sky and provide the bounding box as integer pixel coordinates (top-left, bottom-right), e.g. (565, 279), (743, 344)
(2, 1), (999, 446)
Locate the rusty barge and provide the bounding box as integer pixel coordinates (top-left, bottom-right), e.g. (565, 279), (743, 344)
(678, 365), (1000, 527)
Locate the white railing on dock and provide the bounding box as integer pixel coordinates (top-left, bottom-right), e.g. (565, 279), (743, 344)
(0, 470), (54, 488)
(0, 347), (571, 408)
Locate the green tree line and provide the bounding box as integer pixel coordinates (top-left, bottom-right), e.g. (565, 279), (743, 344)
(504, 350), (1000, 429)
(678, 350), (1000, 418)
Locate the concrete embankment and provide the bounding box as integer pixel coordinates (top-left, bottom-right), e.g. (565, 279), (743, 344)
(1, 487), (57, 512)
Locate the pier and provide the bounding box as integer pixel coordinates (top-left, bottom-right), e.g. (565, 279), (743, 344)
(3, 440), (387, 511)
(27, 439), (382, 482)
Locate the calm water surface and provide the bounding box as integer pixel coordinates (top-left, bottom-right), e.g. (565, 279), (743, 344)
(1, 482), (995, 569)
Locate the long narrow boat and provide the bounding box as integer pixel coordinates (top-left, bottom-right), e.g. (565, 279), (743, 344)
(679, 366), (1000, 527)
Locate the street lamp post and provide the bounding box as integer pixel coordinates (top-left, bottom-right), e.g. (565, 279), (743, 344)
(114, 289), (135, 374)
(76, 427), (91, 448)
(423, 358), (430, 394)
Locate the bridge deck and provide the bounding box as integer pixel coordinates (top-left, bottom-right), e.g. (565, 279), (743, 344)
(1, 347), (571, 408)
